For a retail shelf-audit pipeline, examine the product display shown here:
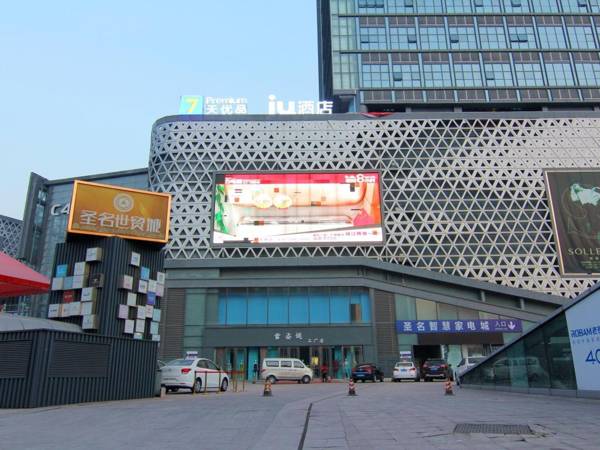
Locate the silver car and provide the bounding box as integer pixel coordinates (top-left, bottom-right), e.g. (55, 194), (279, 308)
(454, 356), (485, 383)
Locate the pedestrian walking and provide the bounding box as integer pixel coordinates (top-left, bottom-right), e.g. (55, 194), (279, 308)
(321, 362), (329, 382)
(252, 361), (259, 383)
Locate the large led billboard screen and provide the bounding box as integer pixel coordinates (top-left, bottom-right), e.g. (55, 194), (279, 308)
(212, 172), (383, 245)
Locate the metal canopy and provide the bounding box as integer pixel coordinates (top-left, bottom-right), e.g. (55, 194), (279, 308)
(0, 251), (50, 297)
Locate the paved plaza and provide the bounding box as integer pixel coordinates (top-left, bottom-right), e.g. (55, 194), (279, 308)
(0, 381), (598, 450)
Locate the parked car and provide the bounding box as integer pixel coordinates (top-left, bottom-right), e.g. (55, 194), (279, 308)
(392, 361), (420, 382)
(454, 356), (485, 383)
(421, 358), (449, 381)
(155, 360), (167, 396)
(351, 363), (384, 382)
(261, 358), (313, 384)
(161, 358), (229, 393)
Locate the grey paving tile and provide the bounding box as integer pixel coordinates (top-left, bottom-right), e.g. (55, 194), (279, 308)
(1, 382), (599, 450)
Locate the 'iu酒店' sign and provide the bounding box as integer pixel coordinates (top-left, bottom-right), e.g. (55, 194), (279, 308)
(67, 181), (171, 243)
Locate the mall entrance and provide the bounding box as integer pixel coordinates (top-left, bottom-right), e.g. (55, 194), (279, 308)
(215, 345), (364, 380)
(411, 342), (500, 373)
(412, 345), (442, 370)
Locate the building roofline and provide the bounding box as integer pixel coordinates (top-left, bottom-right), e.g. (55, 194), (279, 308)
(165, 256), (564, 305)
(0, 214), (22, 224)
(44, 168), (148, 186)
(153, 110), (600, 128)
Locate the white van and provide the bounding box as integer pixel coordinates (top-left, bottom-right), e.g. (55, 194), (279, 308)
(261, 358), (313, 384)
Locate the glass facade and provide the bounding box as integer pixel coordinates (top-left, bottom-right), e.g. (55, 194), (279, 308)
(462, 312), (577, 390)
(323, 0), (600, 110)
(394, 293), (534, 369)
(216, 287), (371, 326)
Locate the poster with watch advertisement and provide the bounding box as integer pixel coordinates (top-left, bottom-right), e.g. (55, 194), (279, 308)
(545, 170), (600, 276)
(212, 172), (383, 245)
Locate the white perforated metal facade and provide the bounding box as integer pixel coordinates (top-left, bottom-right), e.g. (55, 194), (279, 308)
(0, 215), (22, 258)
(149, 114), (600, 298)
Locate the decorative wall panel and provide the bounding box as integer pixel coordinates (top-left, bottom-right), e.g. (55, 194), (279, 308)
(0, 215), (22, 258)
(150, 115), (600, 298)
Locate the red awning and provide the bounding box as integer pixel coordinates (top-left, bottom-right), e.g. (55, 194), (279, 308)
(0, 252), (50, 298)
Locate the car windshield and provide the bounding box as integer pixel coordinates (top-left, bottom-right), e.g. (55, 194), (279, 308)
(395, 362), (413, 368)
(356, 365), (372, 370)
(166, 359), (195, 366)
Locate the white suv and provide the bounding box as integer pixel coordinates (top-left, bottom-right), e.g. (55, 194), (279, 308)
(161, 358), (229, 393)
(261, 358), (313, 384)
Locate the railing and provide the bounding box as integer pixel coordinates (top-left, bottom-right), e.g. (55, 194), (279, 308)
(192, 369), (246, 394)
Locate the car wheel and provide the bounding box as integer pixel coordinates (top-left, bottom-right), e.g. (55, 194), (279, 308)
(301, 375), (311, 384)
(220, 378), (228, 392)
(361, 379), (365, 383)
(193, 378), (202, 393)
(267, 375), (277, 384)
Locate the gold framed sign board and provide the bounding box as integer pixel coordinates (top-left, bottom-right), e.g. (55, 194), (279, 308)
(67, 181), (171, 243)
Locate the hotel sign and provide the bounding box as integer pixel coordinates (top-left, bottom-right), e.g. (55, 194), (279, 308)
(67, 181), (171, 243)
(179, 96), (248, 115)
(545, 170), (600, 276)
(178, 95), (333, 115)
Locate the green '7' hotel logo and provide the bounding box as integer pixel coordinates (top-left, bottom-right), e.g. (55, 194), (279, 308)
(179, 95), (204, 114)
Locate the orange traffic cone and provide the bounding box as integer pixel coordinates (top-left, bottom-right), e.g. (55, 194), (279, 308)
(263, 379), (272, 397)
(445, 379), (454, 396)
(348, 379), (356, 396)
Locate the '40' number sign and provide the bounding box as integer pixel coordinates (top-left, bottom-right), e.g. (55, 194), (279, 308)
(585, 348), (600, 364)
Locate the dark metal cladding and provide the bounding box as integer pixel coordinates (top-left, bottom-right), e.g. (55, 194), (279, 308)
(49, 236), (164, 337)
(0, 329), (157, 408)
(159, 288), (185, 361)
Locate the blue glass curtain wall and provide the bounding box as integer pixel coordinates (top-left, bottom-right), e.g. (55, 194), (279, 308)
(216, 287), (371, 326)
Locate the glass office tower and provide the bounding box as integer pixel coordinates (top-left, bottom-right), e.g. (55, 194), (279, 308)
(318, 0), (600, 112)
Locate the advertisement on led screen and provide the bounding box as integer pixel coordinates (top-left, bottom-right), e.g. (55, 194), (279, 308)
(212, 172), (383, 245)
(545, 170), (600, 276)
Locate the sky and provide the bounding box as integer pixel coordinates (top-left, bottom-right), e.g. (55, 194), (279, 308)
(0, 1), (318, 219)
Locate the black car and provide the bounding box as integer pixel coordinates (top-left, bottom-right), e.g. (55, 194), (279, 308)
(421, 358), (449, 381)
(351, 363), (384, 382)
